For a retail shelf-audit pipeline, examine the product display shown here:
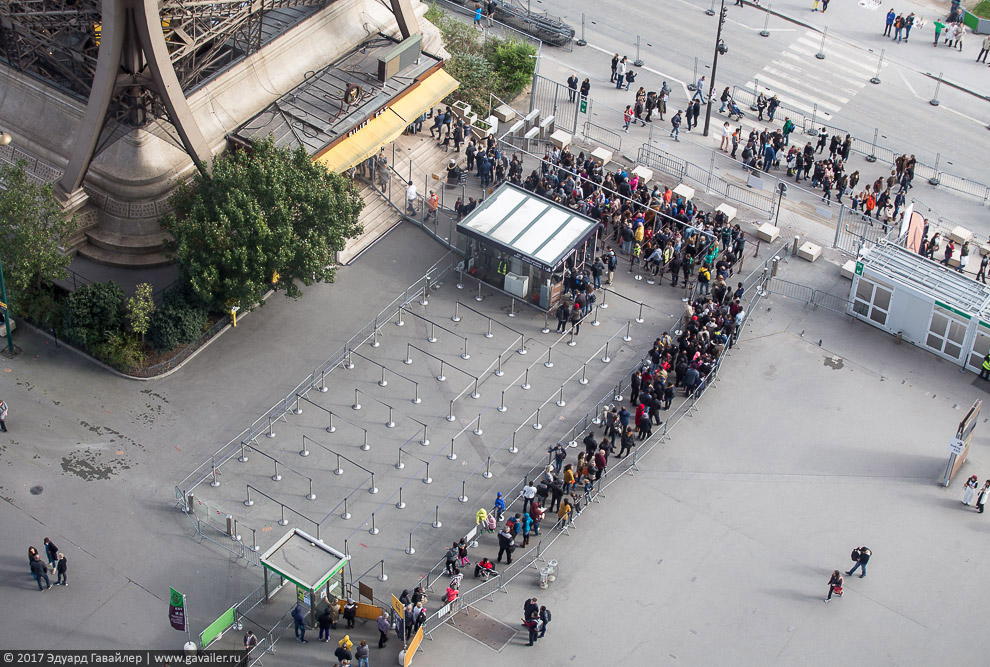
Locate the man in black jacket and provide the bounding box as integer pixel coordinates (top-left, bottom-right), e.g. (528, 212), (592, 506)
(497, 527), (515, 564)
(31, 554), (51, 591)
(847, 546), (871, 578)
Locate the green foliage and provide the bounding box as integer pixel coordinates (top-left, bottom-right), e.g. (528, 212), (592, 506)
(0, 161), (78, 314)
(160, 136), (364, 311)
(445, 53), (499, 112)
(91, 332), (144, 369)
(149, 281), (209, 352)
(126, 283), (155, 345)
(20, 284), (65, 331)
(66, 281), (125, 347)
(974, 2), (990, 20)
(488, 39), (537, 96)
(427, 3), (535, 107)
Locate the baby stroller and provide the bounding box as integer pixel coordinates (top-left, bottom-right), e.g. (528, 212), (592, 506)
(727, 98), (744, 121)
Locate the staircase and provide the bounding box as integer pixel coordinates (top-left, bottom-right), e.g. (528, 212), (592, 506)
(339, 131), (463, 264)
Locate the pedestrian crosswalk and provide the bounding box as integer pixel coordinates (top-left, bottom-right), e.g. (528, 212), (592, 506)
(744, 29), (880, 122)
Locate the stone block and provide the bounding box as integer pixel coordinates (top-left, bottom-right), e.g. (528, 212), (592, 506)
(632, 165), (654, 182)
(949, 226), (973, 245)
(841, 260), (856, 280)
(591, 147), (613, 164)
(798, 241), (822, 262)
(550, 129), (572, 149)
(756, 223), (780, 243)
(493, 105), (516, 123)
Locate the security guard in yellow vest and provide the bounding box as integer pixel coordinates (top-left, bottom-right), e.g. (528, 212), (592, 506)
(497, 255), (508, 276)
(981, 353), (990, 380)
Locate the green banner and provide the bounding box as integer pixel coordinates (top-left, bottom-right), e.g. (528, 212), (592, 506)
(169, 588), (186, 632)
(200, 606), (236, 648)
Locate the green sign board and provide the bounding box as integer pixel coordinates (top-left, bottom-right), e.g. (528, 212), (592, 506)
(935, 300), (972, 320)
(579, 98), (588, 114)
(200, 605), (236, 648)
(855, 261), (864, 276)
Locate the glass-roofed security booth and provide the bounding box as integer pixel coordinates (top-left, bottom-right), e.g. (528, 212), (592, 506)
(456, 184), (601, 311)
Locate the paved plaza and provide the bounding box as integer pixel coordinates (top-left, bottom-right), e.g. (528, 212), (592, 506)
(4, 0), (990, 663)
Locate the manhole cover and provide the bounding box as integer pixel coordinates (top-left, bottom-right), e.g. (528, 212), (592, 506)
(30, 485), (44, 495)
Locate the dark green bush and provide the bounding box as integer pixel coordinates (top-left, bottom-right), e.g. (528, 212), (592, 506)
(66, 281), (125, 347)
(149, 281), (209, 351)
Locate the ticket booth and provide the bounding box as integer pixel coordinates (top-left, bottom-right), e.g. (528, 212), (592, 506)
(456, 183), (600, 311)
(260, 529), (350, 628)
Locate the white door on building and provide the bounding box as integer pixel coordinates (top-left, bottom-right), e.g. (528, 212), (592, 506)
(967, 322), (990, 372)
(925, 305), (968, 361)
(852, 278), (893, 328)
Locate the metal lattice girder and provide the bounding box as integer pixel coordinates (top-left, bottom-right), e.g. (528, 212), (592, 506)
(0, 0), (330, 99)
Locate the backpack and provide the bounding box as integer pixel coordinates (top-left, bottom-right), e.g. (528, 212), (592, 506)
(850, 548), (861, 562)
(634, 225), (644, 242)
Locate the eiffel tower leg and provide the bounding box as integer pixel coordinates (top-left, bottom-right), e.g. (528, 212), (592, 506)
(134, 0), (212, 175)
(57, 0), (126, 207)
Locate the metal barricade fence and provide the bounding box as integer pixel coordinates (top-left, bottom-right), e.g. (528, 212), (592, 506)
(530, 74), (579, 133)
(582, 121), (622, 152)
(636, 144), (687, 182)
(767, 278), (814, 303)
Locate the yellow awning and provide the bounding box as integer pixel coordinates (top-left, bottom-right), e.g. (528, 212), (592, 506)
(314, 68), (459, 174)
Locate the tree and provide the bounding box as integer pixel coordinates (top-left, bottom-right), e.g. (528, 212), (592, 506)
(160, 137), (364, 310)
(0, 161), (78, 313)
(126, 282), (155, 347)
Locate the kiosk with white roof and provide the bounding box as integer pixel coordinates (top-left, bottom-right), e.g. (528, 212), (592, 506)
(456, 183), (601, 311)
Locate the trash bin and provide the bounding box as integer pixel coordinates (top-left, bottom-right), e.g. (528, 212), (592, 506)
(895, 331), (903, 345)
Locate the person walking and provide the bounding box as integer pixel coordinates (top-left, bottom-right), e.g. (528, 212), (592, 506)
(355, 640), (370, 667)
(0, 398), (7, 432)
(963, 474), (980, 504)
(55, 553), (67, 586)
(954, 22), (965, 51)
(30, 554), (51, 591)
(291, 604), (308, 643)
(977, 480), (990, 513)
(670, 111), (682, 141)
(979, 35), (990, 62)
(377, 610), (390, 648)
(404, 180), (417, 216)
(538, 606), (552, 637)
(824, 570), (844, 602)
(978, 255), (989, 285)
(692, 76), (706, 102)
(847, 546), (871, 578)
(718, 87), (731, 113)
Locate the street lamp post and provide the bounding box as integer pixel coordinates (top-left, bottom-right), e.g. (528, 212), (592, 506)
(774, 182), (787, 228)
(0, 255), (14, 357)
(702, 0), (728, 137)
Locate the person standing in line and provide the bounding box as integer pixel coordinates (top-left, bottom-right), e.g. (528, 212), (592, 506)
(355, 640), (370, 667)
(377, 610), (390, 648)
(570, 302), (583, 336)
(538, 606), (551, 637)
(31, 554), (51, 591)
(55, 553), (67, 586)
(291, 604), (308, 643)
(847, 546), (871, 578)
(977, 480), (990, 513)
(555, 301), (569, 333)
(43, 538), (59, 571)
(883, 8), (895, 37)
(493, 491), (506, 521)
(610, 54), (619, 83)
(567, 73), (578, 102)
(963, 474), (980, 504)
(824, 570), (844, 602)
(317, 606), (334, 642)
(0, 398), (7, 432)
(496, 526), (514, 564)
(343, 599), (358, 629)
